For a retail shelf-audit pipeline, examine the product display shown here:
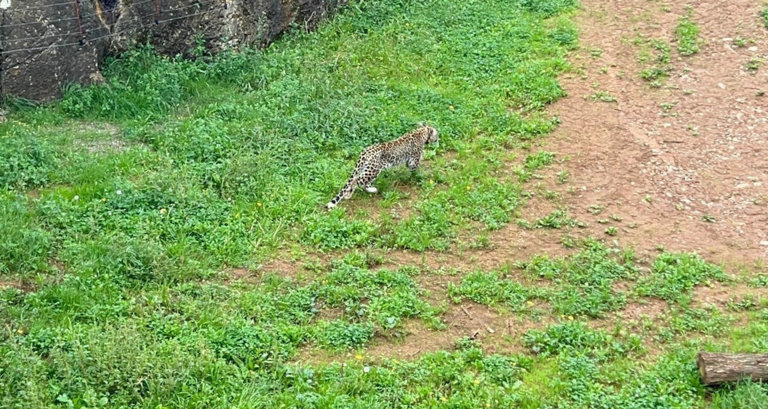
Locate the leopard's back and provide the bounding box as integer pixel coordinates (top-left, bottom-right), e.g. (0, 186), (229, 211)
(377, 128), (429, 168)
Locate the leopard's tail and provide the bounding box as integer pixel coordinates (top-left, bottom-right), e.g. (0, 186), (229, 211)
(326, 174), (358, 209)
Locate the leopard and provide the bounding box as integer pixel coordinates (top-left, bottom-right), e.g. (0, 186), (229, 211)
(325, 124), (439, 209)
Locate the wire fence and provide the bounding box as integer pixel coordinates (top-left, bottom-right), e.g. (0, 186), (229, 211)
(1, 0), (219, 56)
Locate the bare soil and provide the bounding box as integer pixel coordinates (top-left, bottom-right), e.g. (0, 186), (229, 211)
(544, 0), (768, 267)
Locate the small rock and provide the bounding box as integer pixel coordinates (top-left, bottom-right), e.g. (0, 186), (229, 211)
(718, 83), (726, 89)
(748, 46), (758, 52)
(761, 241), (768, 247)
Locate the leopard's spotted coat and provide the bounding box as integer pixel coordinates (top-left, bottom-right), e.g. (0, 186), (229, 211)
(326, 124), (439, 209)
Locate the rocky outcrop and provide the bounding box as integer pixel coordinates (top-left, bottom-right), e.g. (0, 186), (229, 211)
(0, 0), (110, 102)
(0, 0), (347, 102)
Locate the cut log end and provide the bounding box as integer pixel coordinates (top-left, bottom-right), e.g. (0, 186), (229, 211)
(697, 352), (768, 386)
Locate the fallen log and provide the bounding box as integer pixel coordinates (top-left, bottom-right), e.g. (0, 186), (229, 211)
(697, 352), (768, 386)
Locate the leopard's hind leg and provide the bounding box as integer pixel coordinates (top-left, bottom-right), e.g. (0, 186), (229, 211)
(357, 164), (383, 194)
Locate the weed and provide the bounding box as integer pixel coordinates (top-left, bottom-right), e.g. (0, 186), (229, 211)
(676, 7), (701, 56)
(605, 226), (618, 236)
(641, 66), (670, 81)
(520, 0), (580, 17)
(747, 56), (762, 73)
(535, 209), (578, 229)
(0, 130), (59, 190)
(710, 381), (768, 409)
(586, 90), (617, 102)
(448, 270), (537, 310)
(520, 240), (636, 317)
(0, 195), (54, 276)
(587, 204), (604, 215)
(302, 211), (377, 250)
(523, 321), (638, 360)
(317, 320), (376, 349)
(748, 274), (768, 288)
(650, 39), (671, 63)
(636, 252), (729, 303)
(517, 151), (556, 182)
(762, 7), (768, 29)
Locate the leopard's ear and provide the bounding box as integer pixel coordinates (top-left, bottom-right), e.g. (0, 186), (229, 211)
(417, 121), (425, 128)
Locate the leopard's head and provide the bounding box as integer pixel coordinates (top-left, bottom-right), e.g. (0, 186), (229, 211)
(419, 123), (439, 146)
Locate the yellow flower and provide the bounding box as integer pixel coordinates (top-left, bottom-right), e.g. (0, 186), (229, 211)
(441, 397), (447, 402)
(466, 186), (472, 191)
(486, 404), (490, 408)
(16, 328), (24, 335)
(429, 180), (435, 185)
(257, 202), (262, 207)
(355, 354), (363, 361)
(101, 198), (106, 202)
(474, 379), (480, 385)
(449, 105), (455, 110)
(568, 315), (574, 321)
(235, 213), (240, 218)
(160, 208), (167, 215)
(526, 301), (534, 306)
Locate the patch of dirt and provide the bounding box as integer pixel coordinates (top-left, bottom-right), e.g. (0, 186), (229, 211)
(542, 0), (768, 266)
(693, 282), (765, 307)
(79, 139), (129, 154)
(72, 123), (129, 153)
(619, 297), (668, 321)
(226, 268), (257, 282)
(0, 280), (36, 293)
(293, 302), (552, 365)
(256, 258), (300, 279)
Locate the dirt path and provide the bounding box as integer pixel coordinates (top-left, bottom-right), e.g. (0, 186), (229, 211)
(543, 0), (767, 266)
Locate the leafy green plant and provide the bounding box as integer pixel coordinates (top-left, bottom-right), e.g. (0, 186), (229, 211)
(523, 321), (638, 360)
(762, 7), (768, 29)
(448, 270), (539, 309)
(0, 195), (53, 276)
(302, 211), (378, 250)
(520, 240), (635, 317)
(636, 252), (729, 303)
(317, 320), (376, 349)
(520, 0), (580, 17)
(676, 7), (700, 56)
(535, 209), (578, 229)
(0, 130), (58, 190)
(710, 381), (768, 409)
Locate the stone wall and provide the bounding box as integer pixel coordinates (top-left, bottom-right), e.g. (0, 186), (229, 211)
(0, 0), (347, 102)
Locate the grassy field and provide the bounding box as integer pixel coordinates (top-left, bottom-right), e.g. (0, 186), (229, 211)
(1, 0), (767, 407)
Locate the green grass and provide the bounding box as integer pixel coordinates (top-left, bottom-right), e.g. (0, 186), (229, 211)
(636, 252), (729, 303)
(1, 0), (765, 407)
(0, 0), (576, 267)
(676, 7), (701, 56)
(520, 239), (636, 318)
(710, 381), (768, 409)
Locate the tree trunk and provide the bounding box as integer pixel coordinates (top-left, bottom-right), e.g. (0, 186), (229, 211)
(697, 352), (768, 386)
